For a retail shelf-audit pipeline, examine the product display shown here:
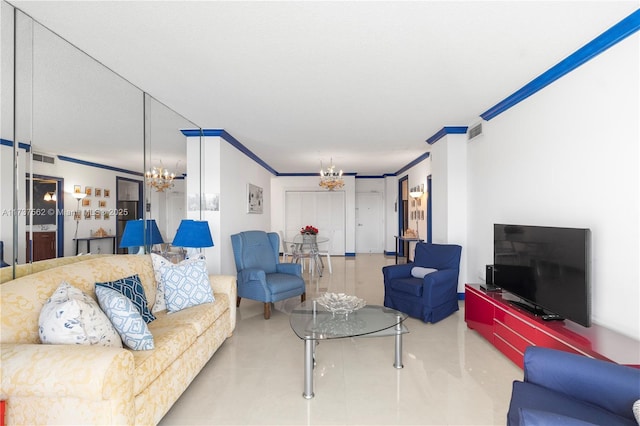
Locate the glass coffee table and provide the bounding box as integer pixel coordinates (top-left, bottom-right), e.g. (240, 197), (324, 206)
(290, 301), (408, 399)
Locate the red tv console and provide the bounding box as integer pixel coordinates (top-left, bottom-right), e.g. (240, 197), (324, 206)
(464, 284), (640, 369)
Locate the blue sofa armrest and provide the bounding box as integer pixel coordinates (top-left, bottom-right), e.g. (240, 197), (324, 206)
(519, 408), (601, 426)
(422, 269), (458, 296)
(382, 263), (414, 281)
(276, 262), (302, 277)
(523, 346), (640, 419)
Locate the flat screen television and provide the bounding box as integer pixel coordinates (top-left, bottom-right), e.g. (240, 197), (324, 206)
(493, 224), (591, 327)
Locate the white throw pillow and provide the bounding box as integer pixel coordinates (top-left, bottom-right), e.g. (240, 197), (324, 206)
(633, 399), (640, 425)
(95, 286), (154, 351)
(411, 267), (438, 279)
(160, 258), (215, 313)
(39, 281), (122, 348)
(151, 253), (206, 313)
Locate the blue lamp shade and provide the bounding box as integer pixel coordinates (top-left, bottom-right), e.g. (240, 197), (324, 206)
(172, 220), (214, 248)
(119, 219), (164, 248)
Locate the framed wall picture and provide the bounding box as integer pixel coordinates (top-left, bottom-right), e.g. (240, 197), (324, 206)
(82, 198), (90, 207)
(95, 188), (102, 197)
(104, 189), (110, 198)
(99, 200), (106, 208)
(74, 185), (82, 194)
(84, 210), (91, 220)
(85, 186), (92, 196)
(103, 211), (110, 220)
(247, 183), (263, 214)
(94, 210), (101, 220)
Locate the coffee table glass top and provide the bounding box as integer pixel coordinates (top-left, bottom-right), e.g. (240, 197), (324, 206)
(290, 301), (408, 340)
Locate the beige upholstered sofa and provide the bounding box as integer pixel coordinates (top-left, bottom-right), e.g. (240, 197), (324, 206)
(0, 254), (236, 425)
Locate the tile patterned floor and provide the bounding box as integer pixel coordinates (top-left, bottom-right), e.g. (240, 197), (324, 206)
(158, 254), (522, 425)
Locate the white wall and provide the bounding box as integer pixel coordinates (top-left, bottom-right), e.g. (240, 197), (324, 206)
(186, 134), (272, 275)
(465, 33), (639, 339)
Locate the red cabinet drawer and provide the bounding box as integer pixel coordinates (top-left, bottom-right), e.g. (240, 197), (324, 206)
(494, 334), (525, 368)
(534, 330), (584, 356)
(494, 306), (537, 340)
(494, 319), (535, 355)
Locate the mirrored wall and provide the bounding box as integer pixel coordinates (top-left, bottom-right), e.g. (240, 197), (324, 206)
(0, 2), (201, 281)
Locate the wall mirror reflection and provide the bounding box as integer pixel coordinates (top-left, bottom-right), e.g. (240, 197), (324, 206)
(0, 2), (198, 281)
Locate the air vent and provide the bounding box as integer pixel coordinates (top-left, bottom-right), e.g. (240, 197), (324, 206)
(33, 152), (55, 164)
(468, 122), (483, 140)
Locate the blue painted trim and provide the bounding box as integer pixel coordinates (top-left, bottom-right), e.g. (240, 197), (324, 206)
(1, 138), (31, 151)
(395, 152), (430, 176)
(182, 128), (279, 176)
(356, 175), (386, 179)
(57, 155), (143, 176)
(384, 250), (397, 256)
(426, 126), (468, 145)
(458, 292), (465, 301)
(345, 252), (356, 257)
(481, 9), (640, 121)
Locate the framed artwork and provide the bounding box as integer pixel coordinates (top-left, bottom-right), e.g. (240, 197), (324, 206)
(84, 210), (91, 220)
(82, 198), (90, 207)
(74, 210), (81, 220)
(104, 189), (110, 198)
(85, 186), (92, 196)
(247, 183), (263, 214)
(73, 185), (82, 194)
(94, 210), (101, 220)
(103, 211), (110, 220)
(99, 200), (107, 208)
(95, 188), (102, 197)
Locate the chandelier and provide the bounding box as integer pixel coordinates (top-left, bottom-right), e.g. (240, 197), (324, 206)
(145, 165), (175, 192)
(319, 159), (344, 191)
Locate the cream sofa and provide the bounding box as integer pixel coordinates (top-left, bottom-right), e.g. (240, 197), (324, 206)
(0, 254), (236, 425)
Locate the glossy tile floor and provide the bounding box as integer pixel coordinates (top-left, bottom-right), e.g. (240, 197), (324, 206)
(159, 254), (522, 425)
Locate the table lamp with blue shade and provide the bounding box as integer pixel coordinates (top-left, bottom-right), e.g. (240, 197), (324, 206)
(119, 219), (164, 254)
(172, 219), (214, 259)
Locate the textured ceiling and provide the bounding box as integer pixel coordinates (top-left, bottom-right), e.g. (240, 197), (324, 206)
(7, 1), (638, 175)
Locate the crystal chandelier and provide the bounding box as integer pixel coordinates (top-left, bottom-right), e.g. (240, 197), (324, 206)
(319, 159), (344, 191)
(145, 165), (175, 192)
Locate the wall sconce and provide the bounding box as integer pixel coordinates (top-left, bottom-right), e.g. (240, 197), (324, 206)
(43, 192), (57, 202)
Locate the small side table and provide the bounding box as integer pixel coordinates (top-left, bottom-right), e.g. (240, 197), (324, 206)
(73, 236), (116, 255)
(394, 236), (423, 264)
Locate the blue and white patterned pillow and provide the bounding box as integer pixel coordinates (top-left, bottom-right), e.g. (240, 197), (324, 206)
(160, 259), (215, 313)
(151, 253), (206, 313)
(38, 281), (122, 347)
(95, 286), (154, 351)
(96, 274), (155, 323)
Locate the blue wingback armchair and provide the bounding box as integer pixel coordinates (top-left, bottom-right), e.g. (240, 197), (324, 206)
(231, 230), (306, 319)
(382, 243), (462, 323)
(508, 346), (640, 426)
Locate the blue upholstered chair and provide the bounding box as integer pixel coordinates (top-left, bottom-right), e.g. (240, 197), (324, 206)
(508, 346), (640, 426)
(231, 231), (306, 319)
(382, 243), (462, 323)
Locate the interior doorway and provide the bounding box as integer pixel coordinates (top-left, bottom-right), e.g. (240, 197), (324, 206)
(116, 177), (143, 254)
(25, 175), (64, 261)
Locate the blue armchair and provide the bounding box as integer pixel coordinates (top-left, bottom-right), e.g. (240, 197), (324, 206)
(382, 243), (462, 323)
(230, 231), (306, 319)
(508, 346), (640, 426)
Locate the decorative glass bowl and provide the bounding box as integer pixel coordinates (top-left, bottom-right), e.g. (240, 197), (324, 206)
(315, 292), (366, 315)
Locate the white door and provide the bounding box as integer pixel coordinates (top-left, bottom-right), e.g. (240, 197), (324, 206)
(355, 192), (384, 253)
(285, 191), (345, 255)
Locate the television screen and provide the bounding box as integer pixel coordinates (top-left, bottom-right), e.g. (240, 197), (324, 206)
(493, 224), (591, 327)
